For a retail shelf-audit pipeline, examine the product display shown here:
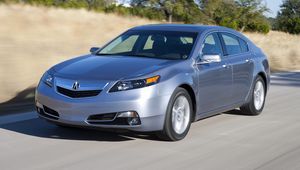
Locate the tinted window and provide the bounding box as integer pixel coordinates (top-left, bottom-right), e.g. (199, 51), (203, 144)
(98, 30), (198, 60)
(239, 38), (249, 53)
(202, 33), (223, 56)
(221, 33), (241, 55)
(101, 35), (138, 54)
(143, 35), (195, 50)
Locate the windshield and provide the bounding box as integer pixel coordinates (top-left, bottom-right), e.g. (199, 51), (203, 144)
(97, 30), (198, 60)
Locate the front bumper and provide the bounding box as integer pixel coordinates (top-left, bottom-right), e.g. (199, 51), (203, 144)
(35, 81), (171, 132)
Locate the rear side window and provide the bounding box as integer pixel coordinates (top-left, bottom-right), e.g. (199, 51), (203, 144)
(239, 38), (249, 53)
(221, 33), (241, 55)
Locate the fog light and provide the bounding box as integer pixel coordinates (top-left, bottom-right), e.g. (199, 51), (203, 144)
(117, 111), (138, 118)
(127, 117), (140, 126)
(117, 111), (141, 125)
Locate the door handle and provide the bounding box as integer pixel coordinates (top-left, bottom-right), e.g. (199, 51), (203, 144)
(222, 64), (230, 68)
(245, 59), (252, 63)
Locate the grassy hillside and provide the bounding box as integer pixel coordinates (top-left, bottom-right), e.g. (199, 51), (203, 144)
(0, 4), (155, 104)
(245, 32), (300, 71)
(0, 4), (299, 105)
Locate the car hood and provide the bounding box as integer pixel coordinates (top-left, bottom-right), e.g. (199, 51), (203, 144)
(52, 54), (177, 81)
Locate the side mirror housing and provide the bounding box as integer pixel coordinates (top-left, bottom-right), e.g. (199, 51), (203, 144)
(197, 54), (221, 64)
(90, 47), (100, 54)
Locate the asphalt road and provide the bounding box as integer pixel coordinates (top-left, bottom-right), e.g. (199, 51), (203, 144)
(0, 72), (300, 170)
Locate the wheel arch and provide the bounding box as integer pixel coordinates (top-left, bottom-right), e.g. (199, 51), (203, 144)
(244, 71), (268, 104)
(178, 84), (197, 122)
(257, 72), (267, 91)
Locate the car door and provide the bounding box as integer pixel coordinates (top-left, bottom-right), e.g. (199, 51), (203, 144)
(196, 32), (233, 114)
(219, 33), (254, 103)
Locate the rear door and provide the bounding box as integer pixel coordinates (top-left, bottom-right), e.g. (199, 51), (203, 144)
(219, 33), (254, 103)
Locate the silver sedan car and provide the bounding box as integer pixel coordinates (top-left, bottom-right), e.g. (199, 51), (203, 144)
(36, 24), (270, 141)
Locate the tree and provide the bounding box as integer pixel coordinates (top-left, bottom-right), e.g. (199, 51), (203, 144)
(275, 0), (300, 34)
(85, 0), (113, 10)
(131, 0), (173, 22)
(180, 0), (205, 23)
(199, 0), (270, 33)
(236, 0), (269, 32)
(200, 0), (239, 28)
(131, 0), (202, 23)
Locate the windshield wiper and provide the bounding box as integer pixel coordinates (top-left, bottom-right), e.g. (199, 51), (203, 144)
(96, 53), (175, 60)
(95, 53), (115, 56)
(95, 53), (149, 57)
(122, 54), (154, 58)
(96, 53), (157, 58)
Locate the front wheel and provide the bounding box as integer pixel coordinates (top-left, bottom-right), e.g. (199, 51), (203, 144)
(240, 76), (266, 115)
(157, 87), (192, 141)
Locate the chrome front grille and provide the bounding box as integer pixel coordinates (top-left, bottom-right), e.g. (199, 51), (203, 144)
(57, 86), (101, 98)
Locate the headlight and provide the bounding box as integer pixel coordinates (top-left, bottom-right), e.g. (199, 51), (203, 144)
(41, 72), (54, 87)
(109, 75), (160, 92)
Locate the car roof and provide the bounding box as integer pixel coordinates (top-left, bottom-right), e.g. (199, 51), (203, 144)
(129, 24), (251, 43)
(130, 24), (230, 33)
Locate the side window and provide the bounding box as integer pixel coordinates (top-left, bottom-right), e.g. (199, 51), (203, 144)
(202, 33), (223, 56)
(239, 38), (249, 53)
(221, 33), (241, 55)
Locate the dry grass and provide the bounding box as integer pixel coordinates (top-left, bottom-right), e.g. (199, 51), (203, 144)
(245, 32), (300, 71)
(0, 4), (299, 104)
(0, 4), (155, 103)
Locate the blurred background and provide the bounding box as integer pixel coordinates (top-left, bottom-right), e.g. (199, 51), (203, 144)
(0, 0), (299, 113)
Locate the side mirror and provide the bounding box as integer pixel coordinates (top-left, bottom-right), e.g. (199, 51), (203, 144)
(197, 54), (221, 64)
(90, 47), (100, 54)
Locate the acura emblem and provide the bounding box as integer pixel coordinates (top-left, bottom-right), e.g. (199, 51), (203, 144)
(72, 81), (80, 90)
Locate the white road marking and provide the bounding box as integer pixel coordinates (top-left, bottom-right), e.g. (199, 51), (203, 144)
(272, 72), (299, 76)
(271, 72), (300, 81)
(270, 76), (300, 81)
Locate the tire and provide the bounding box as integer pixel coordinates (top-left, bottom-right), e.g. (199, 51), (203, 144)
(157, 87), (193, 141)
(240, 76), (266, 115)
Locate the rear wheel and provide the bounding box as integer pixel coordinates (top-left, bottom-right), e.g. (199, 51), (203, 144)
(240, 76), (266, 115)
(157, 87), (192, 141)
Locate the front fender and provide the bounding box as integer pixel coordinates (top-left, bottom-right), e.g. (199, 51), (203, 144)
(156, 61), (197, 97)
